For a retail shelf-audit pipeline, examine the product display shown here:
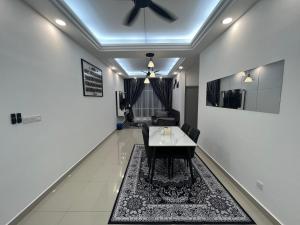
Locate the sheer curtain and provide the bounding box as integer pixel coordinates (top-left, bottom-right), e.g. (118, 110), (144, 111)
(133, 84), (164, 119)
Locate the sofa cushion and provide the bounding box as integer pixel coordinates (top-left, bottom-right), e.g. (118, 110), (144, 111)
(151, 108), (180, 126)
(155, 110), (169, 117)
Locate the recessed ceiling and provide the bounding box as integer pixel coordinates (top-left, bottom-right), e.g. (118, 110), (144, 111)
(62, 0), (221, 46)
(115, 57), (180, 76)
(24, 0), (259, 77)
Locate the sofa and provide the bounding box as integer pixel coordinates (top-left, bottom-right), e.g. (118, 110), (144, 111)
(151, 109), (180, 126)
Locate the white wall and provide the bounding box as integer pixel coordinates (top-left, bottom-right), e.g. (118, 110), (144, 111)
(0, 1), (122, 224)
(197, 0), (300, 224)
(172, 71), (185, 126)
(115, 75), (125, 93)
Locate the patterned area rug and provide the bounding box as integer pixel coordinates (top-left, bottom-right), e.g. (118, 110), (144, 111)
(109, 145), (254, 224)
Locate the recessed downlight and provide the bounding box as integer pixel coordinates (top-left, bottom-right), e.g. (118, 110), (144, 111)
(118, 72), (122, 75)
(222, 17), (233, 25)
(111, 66), (116, 70)
(55, 19), (66, 26)
(179, 66), (183, 70)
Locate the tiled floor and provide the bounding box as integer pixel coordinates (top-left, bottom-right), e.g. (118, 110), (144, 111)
(17, 129), (276, 225)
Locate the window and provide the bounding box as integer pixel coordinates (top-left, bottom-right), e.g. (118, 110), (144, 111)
(133, 84), (164, 118)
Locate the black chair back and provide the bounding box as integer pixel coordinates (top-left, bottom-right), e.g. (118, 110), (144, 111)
(188, 128), (200, 158)
(188, 127), (200, 143)
(142, 122), (149, 134)
(181, 123), (190, 134)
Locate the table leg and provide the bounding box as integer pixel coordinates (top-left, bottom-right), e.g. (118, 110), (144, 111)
(150, 148), (156, 184)
(171, 158), (174, 178)
(168, 157), (171, 179)
(188, 150), (194, 184)
(147, 158), (152, 179)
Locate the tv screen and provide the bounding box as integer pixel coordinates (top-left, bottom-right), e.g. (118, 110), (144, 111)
(223, 89), (242, 109)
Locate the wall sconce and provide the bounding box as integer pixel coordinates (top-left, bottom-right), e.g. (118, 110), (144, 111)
(244, 73), (253, 83)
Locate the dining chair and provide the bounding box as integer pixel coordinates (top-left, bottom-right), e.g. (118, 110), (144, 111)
(181, 123), (190, 134)
(142, 123), (151, 167)
(142, 122), (149, 134)
(187, 127), (200, 158)
(170, 127), (200, 183)
(141, 124), (172, 182)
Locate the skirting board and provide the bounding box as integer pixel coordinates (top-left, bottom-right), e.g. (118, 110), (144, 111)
(196, 144), (283, 225)
(7, 130), (116, 225)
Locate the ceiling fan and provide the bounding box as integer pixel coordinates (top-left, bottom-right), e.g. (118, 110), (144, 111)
(141, 69), (160, 77)
(124, 0), (177, 26)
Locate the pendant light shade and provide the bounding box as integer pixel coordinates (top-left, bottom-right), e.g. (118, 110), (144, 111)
(148, 60), (154, 68)
(146, 53), (155, 68)
(144, 77), (150, 84)
(150, 71), (156, 78)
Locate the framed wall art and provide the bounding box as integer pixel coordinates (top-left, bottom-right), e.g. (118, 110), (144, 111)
(81, 59), (103, 97)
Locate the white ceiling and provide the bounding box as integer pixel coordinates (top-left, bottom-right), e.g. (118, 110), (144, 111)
(24, 0), (259, 77)
(62, 0), (221, 46)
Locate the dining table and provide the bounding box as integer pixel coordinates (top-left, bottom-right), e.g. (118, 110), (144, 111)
(148, 126), (197, 182)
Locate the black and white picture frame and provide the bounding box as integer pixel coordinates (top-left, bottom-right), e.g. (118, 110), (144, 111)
(81, 59), (103, 97)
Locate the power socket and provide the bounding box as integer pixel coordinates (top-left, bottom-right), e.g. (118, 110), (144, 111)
(256, 180), (264, 191)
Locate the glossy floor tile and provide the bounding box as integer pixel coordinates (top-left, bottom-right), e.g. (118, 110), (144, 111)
(16, 129), (276, 225)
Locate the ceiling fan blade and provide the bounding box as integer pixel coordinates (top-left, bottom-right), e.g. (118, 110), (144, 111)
(124, 6), (140, 26)
(148, 1), (177, 22)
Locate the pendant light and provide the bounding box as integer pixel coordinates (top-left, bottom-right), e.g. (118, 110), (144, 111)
(146, 53), (155, 68)
(145, 53), (155, 82)
(144, 77), (150, 84)
(148, 59), (154, 68)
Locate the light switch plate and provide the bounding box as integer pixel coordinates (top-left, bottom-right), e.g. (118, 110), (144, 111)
(22, 115), (42, 124)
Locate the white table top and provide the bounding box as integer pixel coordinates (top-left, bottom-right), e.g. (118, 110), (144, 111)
(149, 126), (197, 147)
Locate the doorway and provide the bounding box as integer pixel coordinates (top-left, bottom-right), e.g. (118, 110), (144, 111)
(184, 86), (199, 128)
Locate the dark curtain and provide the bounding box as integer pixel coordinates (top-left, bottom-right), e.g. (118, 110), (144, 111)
(206, 79), (220, 106)
(150, 78), (173, 110)
(124, 78), (145, 107)
(223, 90), (231, 108)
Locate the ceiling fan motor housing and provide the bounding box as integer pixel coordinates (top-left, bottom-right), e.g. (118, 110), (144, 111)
(134, 0), (151, 8)
(146, 53), (154, 58)
(126, 0), (176, 26)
